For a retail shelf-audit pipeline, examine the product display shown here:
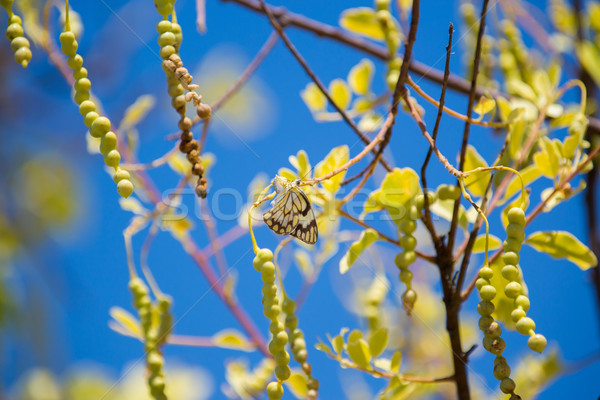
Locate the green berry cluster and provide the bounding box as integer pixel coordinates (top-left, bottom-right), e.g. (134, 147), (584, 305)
(59, 27), (133, 198)
(375, 0), (401, 89)
(253, 248), (291, 400)
(157, 19), (210, 198)
(2, 0), (32, 68)
(395, 214), (419, 315)
(282, 298), (319, 400)
(475, 267), (519, 398)
(502, 207), (547, 353)
(129, 278), (173, 400)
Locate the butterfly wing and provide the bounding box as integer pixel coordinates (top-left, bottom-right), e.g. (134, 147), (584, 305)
(263, 190), (299, 235)
(289, 187), (318, 245)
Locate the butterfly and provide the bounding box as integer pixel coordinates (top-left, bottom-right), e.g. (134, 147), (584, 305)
(263, 175), (318, 245)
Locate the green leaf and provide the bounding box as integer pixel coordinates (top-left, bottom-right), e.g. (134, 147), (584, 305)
(329, 79), (352, 110)
(368, 328), (388, 358)
(533, 137), (560, 178)
(472, 234), (501, 253)
(507, 78), (537, 103)
(119, 94), (156, 131)
(358, 112), (383, 132)
(314, 145), (349, 193)
(576, 41), (600, 87)
(463, 145), (489, 197)
(508, 119), (527, 159)
(390, 350), (402, 373)
(294, 249), (314, 278)
(315, 342), (333, 355)
(525, 231), (598, 270)
(379, 167), (420, 210)
(119, 198), (148, 215)
(339, 7), (386, 40)
(550, 109), (579, 129)
(348, 329), (363, 343)
(301, 82), (327, 112)
(339, 229), (380, 274)
(361, 189), (384, 218)
(108, 306), (142, 338)
(430, 199), (469, 231)
(284, 372), (308, 398)
(503, 164), (542, 203)
(213, 329), (255, 351)
(473, 96), (496, 116)
(347, 338), (371, 368)
(348, 59), (374, 95)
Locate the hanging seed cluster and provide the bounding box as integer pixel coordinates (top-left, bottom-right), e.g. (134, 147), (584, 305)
(2, 1), (31, 68)
(156, 11), (210, 199)
(375, 0), (401, 90)
(502, 207), (547, 353)
(129, 277), (173, 400)
(476, 260), (520, 398)
(253, 248), (292, 400)
(396, 195), (426, 315)
(282, 297), (319, 400)
(59, 24), (133, 197)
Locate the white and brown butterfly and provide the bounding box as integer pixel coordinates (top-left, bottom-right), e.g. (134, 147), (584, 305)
(263, 175), (318, 245)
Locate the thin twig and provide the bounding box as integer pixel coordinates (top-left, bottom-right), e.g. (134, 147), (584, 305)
(421, 23), (454, 250)
(447, 0), (491, 255)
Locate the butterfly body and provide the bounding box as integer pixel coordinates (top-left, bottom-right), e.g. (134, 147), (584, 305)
(263, 176), (318, 245)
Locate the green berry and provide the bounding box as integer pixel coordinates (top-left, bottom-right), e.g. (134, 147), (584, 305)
(507, 207), (525, 226)
(510, 308), (526, 322)
(90, 116), (111, 138)
(285, 314), (298, 330)
(503, 238), (522, 253)
(274, 330), (288, 347)
(261, 283), (277, 297)
(506, 224), (525, 242)
(504, 282), (522, 298)
(483, 336), (505, 355)
(14, 46), (31, 67)
(400, 220), (416, 234)
(500, 377), (516, 394)
(113, 169), (131, 183)
(74, 77), (91, 93)
(295, 349), (308, 363)
(104, 149), (121, 167)
(477, 301), (495, 316)
(479, 285), (497, 301)
(73, 67), (88, 80)
(100, 132), (118, 155)
(400, 235), (416, 250)
(10, 36), (28, 53)
(59, 31), (77, 54)
(516, 317), (535, 335)
(257, 248), (274, 263)
(475, 277), (488, 291)
(395, 251), (416, 267)
(501, 265), (519, 281)
(479, 266), (494, 280)
(79, 100), (96, 116)
(493, 360), (511, 380)
(266, 381), (283, 400)
(74, 90), (89, 105)
(67, 54), (84, 70)
(275, 365), (291, 381)
(503, 251), (519, 265)
(264, 304), (280, 320)
(159, 45), (176, 59)
(6, 22), (23, 40)
(527, 334), (547, 353)
(84, 111), (99, 128)
(117, 179), (134, 198)
(478, 315), (494, 330)
(275, 350), (290, 366)
(158, 31), (176, 47)
(399, 269), (413, 284)
(515, 295), (530, 311)
(156, 20), (172, 34)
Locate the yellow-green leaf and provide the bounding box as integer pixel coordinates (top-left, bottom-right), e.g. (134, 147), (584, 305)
(390, 350), (402, 373)
(368, 327), (388, 358)
(472, 234), (501, 253)
(119, 94), (156, 131)
(347, 338), (371, 368)
(168, 152), (191, 175)
(284, 372), (308, 398)
(118, 197), (148, 215)
(294, 249), (314, 278)
(576, 41), (600, 87)
(348, 329), (363, 343)
(430, 199), (469, 231)
(507, 78), (537, 103)
(348, 59), (374, 95)
(361, 189), (384, 219)
(315, 342), (333, 355)
(473, 96), (496, 116)
(379, 168), (420, 211)
(463, 145), (489, 197)
(503, 164), (542, 203)
(301, 82), (327, 112)
(358, 112), (383, 132)
(314, 145), (349, 193)
(525, 231), (598, 270)
(329, 79), (352, 110)
(109, 306), (142, 338)
(339, 7), (386, 40)
(213, 329), (255, 351)
(339, 229), (379, 274)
